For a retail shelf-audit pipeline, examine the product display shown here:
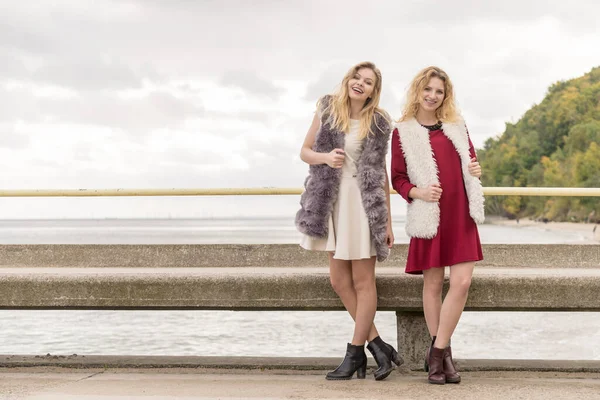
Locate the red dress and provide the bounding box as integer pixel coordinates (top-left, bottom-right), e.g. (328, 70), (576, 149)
(391, 127), (483, 274)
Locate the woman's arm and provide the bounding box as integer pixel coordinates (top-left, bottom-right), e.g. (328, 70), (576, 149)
(390, 128), (442, 203)
(300, 113), (345, 167)
(384, 166), (394, 247)
(390, 128), (417, 202)
(467, 131), (482, 178)
(384, 168), (392, 222)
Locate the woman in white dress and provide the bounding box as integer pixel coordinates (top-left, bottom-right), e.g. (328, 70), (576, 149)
(296, 61), (401, 380)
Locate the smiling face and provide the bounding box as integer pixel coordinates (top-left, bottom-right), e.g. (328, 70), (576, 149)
(347, 67), (376, 102)
(401, 66), (457, 123)
(419, 77), (445, 112)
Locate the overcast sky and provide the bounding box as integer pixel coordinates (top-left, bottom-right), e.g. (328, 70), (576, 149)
(1, 0), (598, 218)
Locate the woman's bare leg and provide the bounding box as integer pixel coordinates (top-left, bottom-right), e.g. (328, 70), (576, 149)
(434, 261), (475, 348)
(329, 253), (380, 341)
(349, 256), (378, 345)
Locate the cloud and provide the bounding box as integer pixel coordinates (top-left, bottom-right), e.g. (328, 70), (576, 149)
(303, 64), (349, 101)
(163, 147), (223, 166)
(0, 86), (42, 123)
(32, 60), (144, 91)
(0, 124), (31, 150)
(203, 109), (281, 126)
(0, 15), (53, 55)
(380, 89), (401, 119)
(0, 51), (28, 81)
(0, 85), (204, 135)
(219, 70), (285, 99)
(382, 0), (599, 29)
(0, 0), (599, 219)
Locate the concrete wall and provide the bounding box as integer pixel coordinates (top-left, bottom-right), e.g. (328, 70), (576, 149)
(1, 243), (599, 370)
(1, 267), (600, 311)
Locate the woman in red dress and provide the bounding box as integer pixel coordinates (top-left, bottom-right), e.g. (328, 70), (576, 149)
(391, 66), (484, 385)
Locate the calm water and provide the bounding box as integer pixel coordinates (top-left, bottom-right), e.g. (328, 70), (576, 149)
(0, 218), (598, 360)
(0, 216), (592, 244)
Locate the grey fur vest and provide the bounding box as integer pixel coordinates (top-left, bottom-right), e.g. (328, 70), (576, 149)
(295, 96), (392, 262)
(395, 116), (485, 239)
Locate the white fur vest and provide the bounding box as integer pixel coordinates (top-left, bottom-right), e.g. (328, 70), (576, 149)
(296, 95), (392, 261)
(395, 117), (485, 239)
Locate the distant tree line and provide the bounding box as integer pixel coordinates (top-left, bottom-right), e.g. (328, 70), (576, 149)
(478, 67), (600, 222)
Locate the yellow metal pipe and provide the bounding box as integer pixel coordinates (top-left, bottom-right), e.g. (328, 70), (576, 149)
(0, 188), (300, 197)
(0, 187), (599, 197)
(482, 187), (600, 196)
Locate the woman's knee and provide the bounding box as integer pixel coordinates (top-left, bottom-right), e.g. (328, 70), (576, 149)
(423, 282), (443, 297)
(451, 276), (472, 296)
(351, 272), (375, 293)
(330, 274), (353, 295)
(423, 272), (444, 296)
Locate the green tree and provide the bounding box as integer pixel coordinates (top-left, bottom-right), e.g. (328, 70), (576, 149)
(478, 66), (600, 221)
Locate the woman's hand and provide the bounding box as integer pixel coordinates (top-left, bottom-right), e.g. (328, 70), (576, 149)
(386, 223), (394, 248)
(325, 149), (345, 168)
(468, 157), (482, 178)
(413, 184), (442, 202)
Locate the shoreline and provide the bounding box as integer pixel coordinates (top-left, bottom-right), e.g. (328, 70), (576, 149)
(485, 216), (599, 243)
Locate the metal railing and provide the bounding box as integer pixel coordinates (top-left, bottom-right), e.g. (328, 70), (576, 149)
(0, 187), (599, 197)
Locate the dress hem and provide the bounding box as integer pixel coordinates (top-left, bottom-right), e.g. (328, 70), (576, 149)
(405, 256), (484, 275)
(299, 245), (376, 261)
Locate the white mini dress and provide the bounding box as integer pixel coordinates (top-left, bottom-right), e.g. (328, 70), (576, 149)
(300, 120), (377, 260)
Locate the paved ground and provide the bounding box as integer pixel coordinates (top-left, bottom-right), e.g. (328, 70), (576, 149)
(1, 367), (600, 400)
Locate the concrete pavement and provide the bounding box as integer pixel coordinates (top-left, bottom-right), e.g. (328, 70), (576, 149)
(1, 367), (600, 400)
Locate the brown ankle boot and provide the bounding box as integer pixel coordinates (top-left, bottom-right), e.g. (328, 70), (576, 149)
(443, 346), (461, 383)
(424, 336), (436, 372)
(427, 346), (445, 385)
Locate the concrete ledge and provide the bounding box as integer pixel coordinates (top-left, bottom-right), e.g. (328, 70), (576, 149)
(456, 359), (600, 373)
(2, 355), (600, 372)
(1, 267), (600, 311)
(1, 244), (598, 268)
(0, 355), (350, 370)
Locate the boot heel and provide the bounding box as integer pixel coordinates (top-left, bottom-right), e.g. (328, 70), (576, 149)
(424, 359), (429, 372)
(356, 360), (367, 379)
(443, 346), (461, 384)
(390, 349), (403, 366)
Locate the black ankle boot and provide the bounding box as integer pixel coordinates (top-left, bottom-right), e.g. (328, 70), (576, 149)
(367, 336), (403, 381)
(382, 338), (404, 367)
(326, 343), (367, 380)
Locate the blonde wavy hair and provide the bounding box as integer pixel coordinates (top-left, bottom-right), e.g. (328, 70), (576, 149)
(400, 66), (459, 122)
(318, 61), (389, 139)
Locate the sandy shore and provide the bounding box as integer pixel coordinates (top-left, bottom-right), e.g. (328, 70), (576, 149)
(486, 216), (600, 243)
